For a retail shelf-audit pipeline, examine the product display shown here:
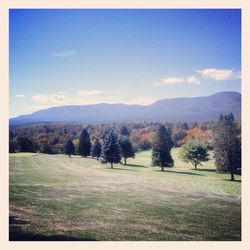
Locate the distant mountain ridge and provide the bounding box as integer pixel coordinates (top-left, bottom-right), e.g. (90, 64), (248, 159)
(10, 91), (241, 125)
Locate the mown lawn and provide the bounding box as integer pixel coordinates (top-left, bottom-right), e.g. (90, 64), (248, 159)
(9, 148), (241, 241)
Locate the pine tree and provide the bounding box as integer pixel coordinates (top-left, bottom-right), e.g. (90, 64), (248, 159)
(78, 128), (91, 157)
(90, 138), (102, 160)
(179, 139), (209, 170)
(100, 130), (121, 168)
(213, 113), (241, 181)
(151, 125), (174, 171)
(64, 139), (75, 158)
(119, 136), (135, 165)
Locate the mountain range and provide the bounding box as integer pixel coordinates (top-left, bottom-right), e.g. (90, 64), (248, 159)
(10, 91), (241, 125)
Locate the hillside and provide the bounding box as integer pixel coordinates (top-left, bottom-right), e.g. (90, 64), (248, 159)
(10, 91), (241, 125)
(9, 149), (241, 240)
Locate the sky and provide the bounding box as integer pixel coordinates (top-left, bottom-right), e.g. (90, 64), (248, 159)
(9, 9), (241, 117)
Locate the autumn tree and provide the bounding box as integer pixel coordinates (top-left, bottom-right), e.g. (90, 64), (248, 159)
(78, 128), (91, 157)
(184, 127), (212, 146)
(151, 125), (174, 171)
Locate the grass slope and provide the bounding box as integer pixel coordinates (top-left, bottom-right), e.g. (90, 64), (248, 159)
(9, 149), (241, 241)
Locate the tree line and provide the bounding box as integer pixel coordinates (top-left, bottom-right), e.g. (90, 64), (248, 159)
(9, 114), (241, 180)
(9, 121), (216, 154)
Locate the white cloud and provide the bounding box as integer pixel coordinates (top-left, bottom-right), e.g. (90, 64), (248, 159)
(75, 89), (103, 96)
(32, 94), (65, 105)
(155, 76), (200, 86)
(53, 50), (77, 58)
(186, 76), (200, 85)
(160, 77), (184, 85)
(15, 94), (25, 98)
(31, 90), (104, 109)
(197, 68), (241, 80)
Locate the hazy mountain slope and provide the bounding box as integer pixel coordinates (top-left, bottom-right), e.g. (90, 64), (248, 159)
(10, 91), (241, 125)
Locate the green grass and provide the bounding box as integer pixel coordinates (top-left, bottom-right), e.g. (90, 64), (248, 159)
(9, 152), (38, 157)
(9, 148), (241, 241)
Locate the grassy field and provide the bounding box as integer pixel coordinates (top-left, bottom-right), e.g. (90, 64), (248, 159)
(9, 148), (241, 241)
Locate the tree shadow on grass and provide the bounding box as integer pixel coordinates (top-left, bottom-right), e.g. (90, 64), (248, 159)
(105, 167), (137, 172)
(9, 216), (28, 225)
(9, 215), (97, 241)
(126, 164), (147, 168)
(224, 179), (241, 183)
(9, 231), (97, 241)
(193, 168), (217, 173)
(155, 170), (204, 176)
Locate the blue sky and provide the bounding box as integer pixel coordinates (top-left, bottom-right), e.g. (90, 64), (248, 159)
(9, 9), (241, 117)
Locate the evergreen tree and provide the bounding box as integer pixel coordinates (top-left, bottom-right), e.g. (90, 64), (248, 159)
(213, 113), (241, 181)
(101, 130), (121, 168)
(78, 128), (91, 157)
(90, 138), (102, 160)
(119, 136), (135, 165)
(151, 125), (174, 171)
(179, 139), (209, 170)
(64, 139), (75, 158)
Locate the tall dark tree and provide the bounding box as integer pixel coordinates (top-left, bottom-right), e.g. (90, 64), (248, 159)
(213, 113), (241, 181)
(90, 138), (102, 160)
(152, 125), (174, 171)
(179, 139), (209, 170)
(78, 128), (91, 157)
(100, 130), (121, 168)
(64, 139), (75, 158)
(119, 136), (135, 165)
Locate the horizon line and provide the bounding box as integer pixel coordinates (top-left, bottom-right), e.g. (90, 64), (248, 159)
(10, 90), (241, 119)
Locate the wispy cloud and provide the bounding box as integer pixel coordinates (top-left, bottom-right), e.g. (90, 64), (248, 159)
(197, 68), (241, 80)
(75, 89), (103, 96)
(29, 89), (156, 113)
(53, 50), (77, 58)
(186, 76), (200, 85)
(154, 76), (200, 86)
(32, 94), (65, 105)
(15, 94), (25, 98)
(160, 77), (184, 85)
(31, 89), (105, 109)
